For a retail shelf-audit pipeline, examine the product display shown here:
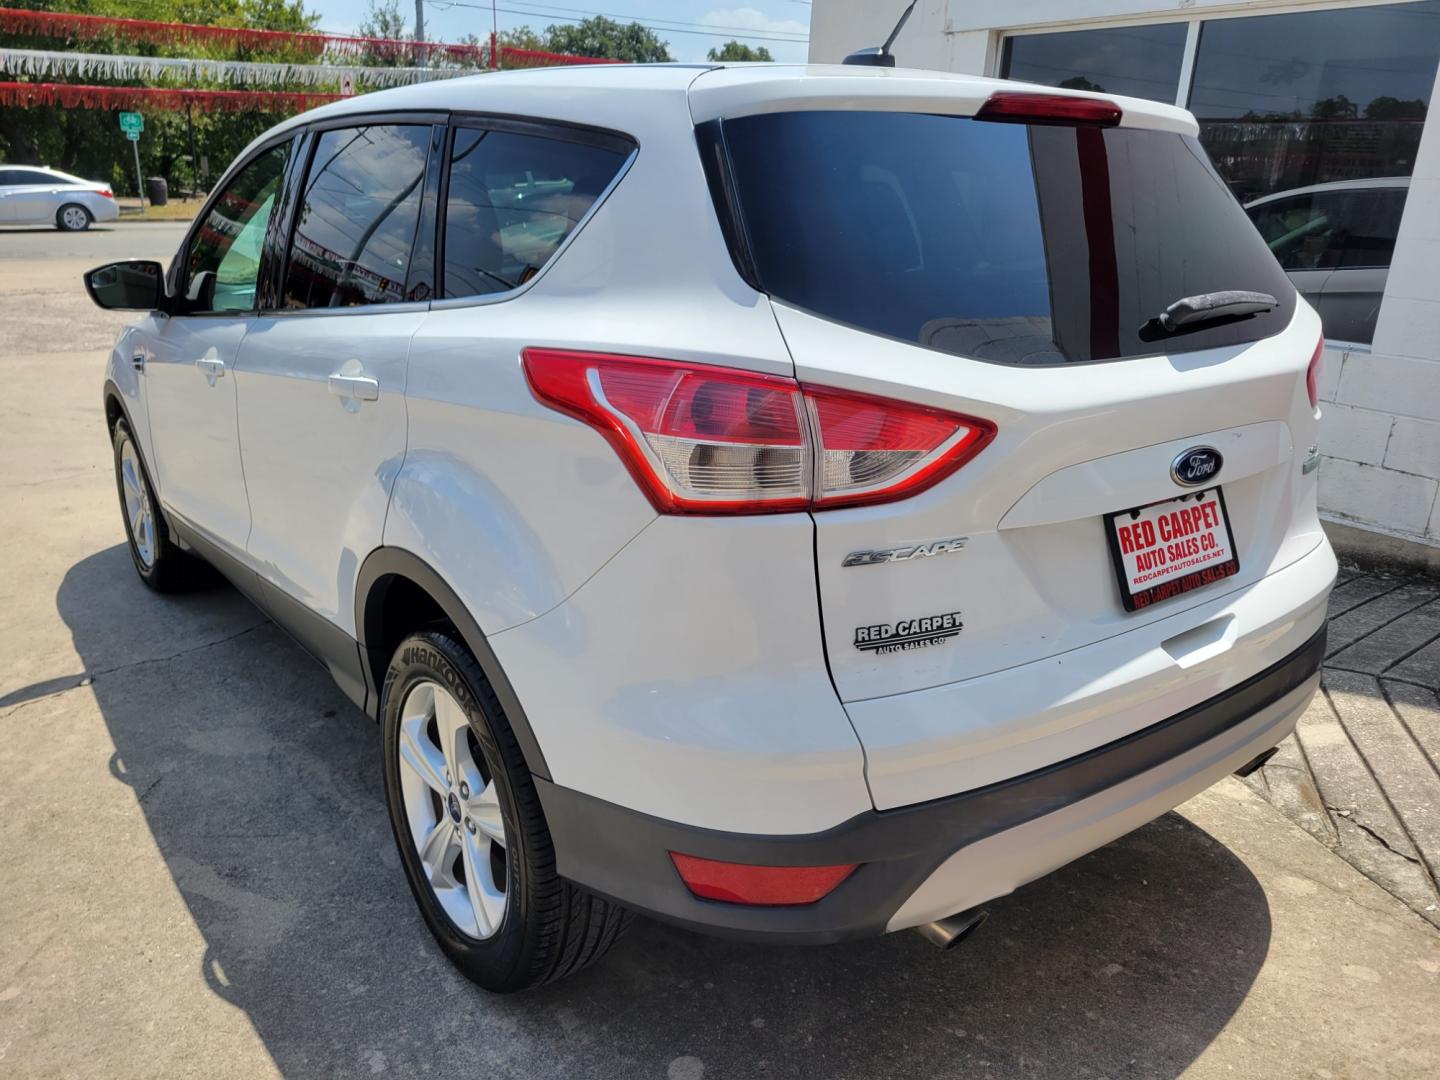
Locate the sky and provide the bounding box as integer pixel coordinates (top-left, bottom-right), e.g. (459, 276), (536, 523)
(306, 1), (814, 63)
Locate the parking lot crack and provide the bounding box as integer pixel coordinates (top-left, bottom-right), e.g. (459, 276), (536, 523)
(1328, 804), (1424, 866)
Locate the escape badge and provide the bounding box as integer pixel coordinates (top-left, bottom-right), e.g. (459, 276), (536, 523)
(854, 612), (963, 654)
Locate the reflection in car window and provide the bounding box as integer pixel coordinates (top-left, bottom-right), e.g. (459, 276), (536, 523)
(185, 143), (290, 315)
(722, 110), (1294, 365)
(282, 125), (431, 309)
(1001, 23), (1188, 104)
(1248, 187), (1406, 272)
(441, 128), (627, 299)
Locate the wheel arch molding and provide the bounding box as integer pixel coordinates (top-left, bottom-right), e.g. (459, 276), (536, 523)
(355, 546), (551, 780)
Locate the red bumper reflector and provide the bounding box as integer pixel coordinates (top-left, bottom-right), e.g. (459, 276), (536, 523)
(976, 91), (1122, 127)
(669, 853), (857, 906)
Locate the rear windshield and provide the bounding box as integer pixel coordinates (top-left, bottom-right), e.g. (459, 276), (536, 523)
(715, 111), (1296, 364)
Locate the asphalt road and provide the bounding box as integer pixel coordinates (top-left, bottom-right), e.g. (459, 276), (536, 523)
(0, 220), (188, 262)
(2, 225), (1438, 1079)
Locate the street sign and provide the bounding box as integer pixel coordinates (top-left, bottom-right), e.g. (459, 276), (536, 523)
(119, 112), (144, 135)
(126, 130), (140, 141)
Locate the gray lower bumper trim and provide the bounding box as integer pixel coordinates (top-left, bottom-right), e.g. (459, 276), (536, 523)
(538, 625), (1327, 944)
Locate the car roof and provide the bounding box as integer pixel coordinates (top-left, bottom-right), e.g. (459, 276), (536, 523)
(259, 61), (1199, 143)
(0, 164), (86, 183)
(1244, 176), (1411, 207)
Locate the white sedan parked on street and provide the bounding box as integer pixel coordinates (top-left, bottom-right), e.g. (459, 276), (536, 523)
(0, 165), (119, 230)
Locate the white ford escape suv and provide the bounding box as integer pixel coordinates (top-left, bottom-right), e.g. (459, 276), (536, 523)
(88, 64), (1336, 992)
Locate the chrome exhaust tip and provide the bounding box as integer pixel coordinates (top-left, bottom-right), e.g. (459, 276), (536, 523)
(913, 908), (989, 950)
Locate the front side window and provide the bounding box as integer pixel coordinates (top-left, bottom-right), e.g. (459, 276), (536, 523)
(183, 143), (290, 315)
(719, 110), (1295, 366)
(441, 128), (628, 299)
(282, 124), (431, 309)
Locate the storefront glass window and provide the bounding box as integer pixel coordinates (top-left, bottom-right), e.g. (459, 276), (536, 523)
(1191, 2), (1440, 342)
(1001, 23), (1188, 103)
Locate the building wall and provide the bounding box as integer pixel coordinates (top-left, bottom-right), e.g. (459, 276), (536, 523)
(809, 0), (1440, 554)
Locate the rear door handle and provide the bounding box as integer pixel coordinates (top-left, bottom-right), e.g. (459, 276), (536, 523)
(195, 356), (225, 380)
(328, 373), (380, 402)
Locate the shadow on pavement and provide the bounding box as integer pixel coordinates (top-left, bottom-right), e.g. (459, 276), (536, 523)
(56, 544), (1274, 1079)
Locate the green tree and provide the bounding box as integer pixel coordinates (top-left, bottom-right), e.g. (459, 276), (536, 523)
(499, 26), (546, 52)
(358, 0), (408, 41)
(1364, 95), (1428, 121)
(541, 16), (672, 63)
(1310, 94), (1358, 120)
(0, 0), (319, 193)
(706, 40), (772, 62)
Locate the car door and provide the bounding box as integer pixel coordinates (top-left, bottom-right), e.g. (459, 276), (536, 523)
(142, 140), (294, 556)
(1246, 191), (1338, 323)
(236, 120), (439, 644)
(0, 168), (59, 223)
(0, 169), (22, 221)
(1320, 188), (1405, 344)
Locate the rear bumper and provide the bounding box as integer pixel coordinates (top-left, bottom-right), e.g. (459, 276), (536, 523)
(539, 624), (1324, 943)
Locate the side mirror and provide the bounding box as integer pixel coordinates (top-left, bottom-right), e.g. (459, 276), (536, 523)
(84, 260), (166, 312)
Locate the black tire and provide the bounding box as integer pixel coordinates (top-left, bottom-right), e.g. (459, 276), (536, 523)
(56, 203), (92, 231)
(111, 418), (189, 591)
(381, 629), (632, 992)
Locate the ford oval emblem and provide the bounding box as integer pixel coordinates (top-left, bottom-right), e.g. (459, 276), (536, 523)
(1171, 446), (1223, 487)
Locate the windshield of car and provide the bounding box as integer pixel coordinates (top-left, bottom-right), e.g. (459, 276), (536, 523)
(716, 110), (1297, 365)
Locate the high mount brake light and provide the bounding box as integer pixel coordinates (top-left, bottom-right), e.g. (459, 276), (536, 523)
(1306, 336), (1325, 409)
(975, 92), (1123, 127)
(522, 349), (996, 515)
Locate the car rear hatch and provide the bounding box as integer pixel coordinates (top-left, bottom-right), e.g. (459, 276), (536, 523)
(694, 73), (1325, 802)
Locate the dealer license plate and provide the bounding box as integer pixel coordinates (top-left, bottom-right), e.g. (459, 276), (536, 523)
(1104, 487), (1239, 612)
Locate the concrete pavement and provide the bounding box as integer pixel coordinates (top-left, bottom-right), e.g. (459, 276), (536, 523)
(1248, 571), (1440, 927)
(1, 228), (1438, 1079)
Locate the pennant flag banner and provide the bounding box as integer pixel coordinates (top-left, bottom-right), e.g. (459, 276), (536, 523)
(0, 8), (624, 68)
(0, 47), (465, 88)
(0, 81), (342, 112)
(0, 6), (485, 63)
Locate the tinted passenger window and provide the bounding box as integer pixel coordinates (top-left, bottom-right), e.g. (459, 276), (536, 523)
(1248, 188), (1405, 272)
(442, 128), (627, 298)
(184, 143), (290, 315)
(720, 111), (1295, 365)
(282, 125), (431, 309)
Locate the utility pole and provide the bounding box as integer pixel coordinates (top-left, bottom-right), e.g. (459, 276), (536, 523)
(414, 0), (425, 43)
(491, 0), (499, 70)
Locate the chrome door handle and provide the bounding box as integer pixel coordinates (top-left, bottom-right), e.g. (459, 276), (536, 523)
(328, 373), (380, 402)
(195, 357), (225, 379)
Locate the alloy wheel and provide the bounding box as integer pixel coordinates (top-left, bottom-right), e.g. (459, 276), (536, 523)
(396, 680), (508, 940)
(61, 206), (89, 230)
(119, 436), (156, 568)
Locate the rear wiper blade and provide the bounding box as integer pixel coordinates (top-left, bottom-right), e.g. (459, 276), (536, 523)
(1154, 290), (1277, 331)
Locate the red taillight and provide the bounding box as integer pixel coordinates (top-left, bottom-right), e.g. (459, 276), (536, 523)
(975, 91), (1122, 127)
(807, 385), (995, 508)
(1306, 336), (1324, 409)
(97, 188), (113, 199)
(522, 348), (995, 514)
(669, 853), (857, 906)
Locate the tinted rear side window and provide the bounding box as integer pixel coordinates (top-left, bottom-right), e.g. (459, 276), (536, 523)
(282, 124), (431, 309)
(719, 111), (1296, 364)
(442, 128), (628, 299)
